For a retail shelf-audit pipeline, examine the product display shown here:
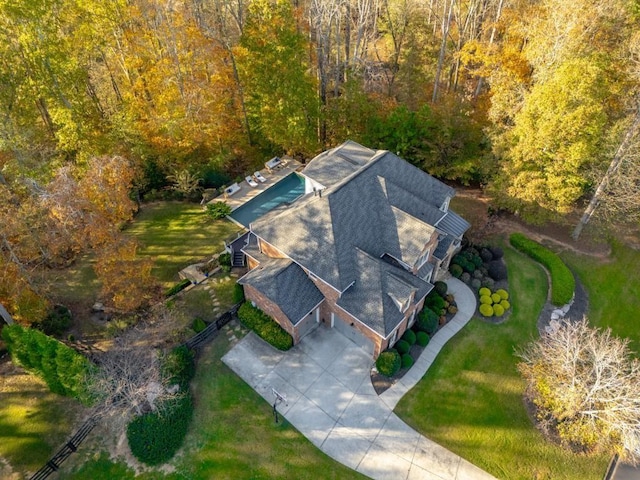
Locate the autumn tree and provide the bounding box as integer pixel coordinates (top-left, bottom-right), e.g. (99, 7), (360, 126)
(518, 319), (640, 462)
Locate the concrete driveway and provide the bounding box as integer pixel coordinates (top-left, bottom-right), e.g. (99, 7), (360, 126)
(222, 280), (496, 480)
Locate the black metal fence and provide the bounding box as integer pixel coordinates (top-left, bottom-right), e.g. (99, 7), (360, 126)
(29, 417), (97, 480)
(184, 303), (240, 350)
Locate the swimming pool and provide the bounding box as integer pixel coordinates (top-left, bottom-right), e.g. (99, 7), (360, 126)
(229, 173), (305, 227)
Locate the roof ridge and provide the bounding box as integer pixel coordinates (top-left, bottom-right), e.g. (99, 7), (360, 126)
(325, 149), (390, 196)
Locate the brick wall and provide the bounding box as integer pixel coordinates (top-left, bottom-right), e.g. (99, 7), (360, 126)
(257, 238), (288, 259)
(243, 284), (300, 343)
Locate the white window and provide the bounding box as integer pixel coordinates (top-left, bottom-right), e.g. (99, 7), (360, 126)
(440, 196), (451, 212)
(389, 328), (398, 347)
(416, 248), (431, 270)
(408, 309), (417, 327)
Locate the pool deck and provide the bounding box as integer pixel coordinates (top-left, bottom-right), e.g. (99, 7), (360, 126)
(217, 158), (303, 212)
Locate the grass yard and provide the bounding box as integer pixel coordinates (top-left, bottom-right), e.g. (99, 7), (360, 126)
(0, 363), (87, 477)
(61, 324), (366, 480)
(124, 202), (242, 286)
(395, 246), (610, 479)
(562, 242), (640, 353)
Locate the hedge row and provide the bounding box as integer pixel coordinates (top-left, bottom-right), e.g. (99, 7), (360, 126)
(127, 345), (196, 465)
(1, 324), (93, 404)
(237, 302), (293, 351)
(509, 233), (575, 306)
(165, 279), (191, 298)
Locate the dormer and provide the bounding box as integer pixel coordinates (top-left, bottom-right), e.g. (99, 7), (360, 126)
(386, 273), (417, 313)
(440, 195), (451, 212)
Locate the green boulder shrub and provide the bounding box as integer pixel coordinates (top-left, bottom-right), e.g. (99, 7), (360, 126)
(402, 329), (416, 345)
(493, 304), (505, 316)
(491, 293), (502, 304)
(425, 292), (446, 311)
(237, 303), (293, 351)
(488, 260), (508, 281)
(479, 287), (491, 297)
(401, 353), (414, 369)
(481, 277), (495, 289)
(500, 300), (511, 310)
(416, 307), (439, 334)
(434, 281), (448, 296)
(480, 295), (493, 305)
(496, 289), (509, 300)
(416, 331), (430, 347)
(192, 318), (206, 333)
(460, 272), (471, 284)
(450, 264), (463, 278)
(395, 339), (410, 355)
(470, 278), (481, 290)
(376, 350), (401, 377)
(480, 247), (494, 263)
(479, 304), (494, 317)
(489, 246), (504, 259)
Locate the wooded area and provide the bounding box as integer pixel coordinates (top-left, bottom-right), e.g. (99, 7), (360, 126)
(1, 0), (639, 323)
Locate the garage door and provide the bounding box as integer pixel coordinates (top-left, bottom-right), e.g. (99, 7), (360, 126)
(332, 313), (374, 355)
(296, 309), (319, 340)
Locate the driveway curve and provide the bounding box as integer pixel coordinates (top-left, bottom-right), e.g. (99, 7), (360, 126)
(222, 278), (496, 480)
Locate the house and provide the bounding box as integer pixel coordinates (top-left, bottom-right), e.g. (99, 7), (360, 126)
(237, 141), (470, 358)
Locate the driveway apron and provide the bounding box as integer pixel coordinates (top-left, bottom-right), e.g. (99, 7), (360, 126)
(222, 279), (496, 480)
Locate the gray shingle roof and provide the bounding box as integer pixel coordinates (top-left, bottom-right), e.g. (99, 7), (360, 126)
(436, 211), (471, 238)
(301, 140), (377, 188)
(238, 259), (324, 326)
(336, 249), (432, 336)
(433, 234), (454, 260)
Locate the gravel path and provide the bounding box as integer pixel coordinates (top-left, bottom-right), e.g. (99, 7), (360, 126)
(536, 270), (589, 334)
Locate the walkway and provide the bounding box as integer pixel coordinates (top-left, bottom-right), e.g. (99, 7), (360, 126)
(223, 278), (495, 480)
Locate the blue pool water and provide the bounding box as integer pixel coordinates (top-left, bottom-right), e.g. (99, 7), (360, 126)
(230, 173), (305, 227)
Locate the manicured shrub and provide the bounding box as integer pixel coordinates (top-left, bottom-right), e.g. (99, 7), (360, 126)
(470, 278), (482, 290)
(480, 247), (494, 263)
(416, 331), (430, 347)
(481, 277), (495, 289)
(165, 279), (191, 297)
(460, 272), (471, 284)
(493, 304), (505, 316)
(232, 283), (245, 303)
(509, 233), (575, 306)
(402, 329), (416, 345)
(434, 281), (448, 297)
(205, 201), (231, 220)
(376, 350), (401, 377)
(479, 287), (491, 297)
(491, 293), (502, 304)
(127, 395), (193, 465)
(480, 295), (493, 305)
(472, 269), (483, 280)
(461, 259), (476, 273)
(237, 303), (293, 351)
(500, 300), (511, 310)
(395, 339), (410, 355)
(479, 304), (494, 317)
(416, 308), (439, 334)
(450, 263), (463, 278)
(192, 317), (206, 333)
(488, 260), (508, 281)
(496, 289), (509, 300)
(471, 255), (483, 268)
(447, 305), (458, 315)
(425, 292), (446, 312)
(490, 246), (504, 259)
(401, 353), (414, 369)
(218, 252), (231, 267)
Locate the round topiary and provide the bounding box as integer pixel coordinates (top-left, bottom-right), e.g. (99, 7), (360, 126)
(416, 308), (439, 334)
(480, 295), (493, 305)
(401, 353), (414, 369)
(479, 304), (494, 317)
(471, 255), (483, 268)
(192, 317), (206, 333)
(473, 269), (484, 279)
(488, 260), (508, 281)
(481, 277), (495, 289)
(376, 350), (401, 377)
(479, 287), (491, 297)
(496, 289), (509, 300)
(450, 264), (463, 278)
(493, 304), (505, 316)
(490, 246), (504, 259)
(491, 293), (502, 304)
(402, 329), (416, 345)
(395, 339), (410, 355)
(470, 278), (482, 290)
(460, 272), (471, 284)
(500, 300), (511, 310)
(416, 331), (430, 346)
(480, 247), (494, 263)
(434, 281), (448, 297)
(447, 305), (458, 315)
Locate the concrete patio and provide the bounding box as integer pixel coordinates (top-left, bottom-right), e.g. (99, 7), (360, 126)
(222, 278), (496, 480)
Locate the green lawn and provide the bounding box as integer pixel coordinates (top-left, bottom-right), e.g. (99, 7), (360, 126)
(61, 324), (366, 480)
(124, 202), (242, 286)
(562, 242), (640, 353)
(395, 246), (610, 479)
(0, 365), (87, 476)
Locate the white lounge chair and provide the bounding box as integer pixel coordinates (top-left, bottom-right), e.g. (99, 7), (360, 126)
(254, 171), (267, 183)
(245, 175), (259, 188)
(265, 156), (282, 172)
(224, 183), (241, 196)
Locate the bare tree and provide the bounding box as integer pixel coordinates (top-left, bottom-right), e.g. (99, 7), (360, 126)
(517, 318), (640, 463)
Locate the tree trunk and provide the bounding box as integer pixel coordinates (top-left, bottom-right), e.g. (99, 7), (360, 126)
(0, 302), (14, 325)
(432, 0), (454, 103)
(572, 107), (640, 240)
(473, 0), (503, 100)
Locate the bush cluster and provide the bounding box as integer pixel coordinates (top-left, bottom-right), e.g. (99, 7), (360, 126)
(509, 233), (575, 306)
(477, 287), (511, 318)
(165, 279), (191, 298)
(416, 331), (430, 347)
(1, 324), (93, 403)
(34, 304), (72, 337)
(205, 201), (232, 220)
(415, 307), (439, 334)
(237, 302), (293, 351)
(402, 329), (416, 345)
(376, 350), (401, 377)
(395, 339), (410, 355)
